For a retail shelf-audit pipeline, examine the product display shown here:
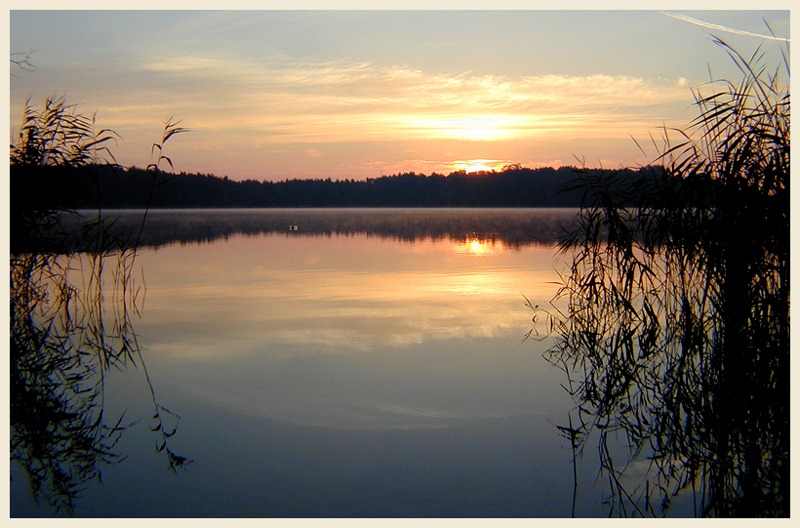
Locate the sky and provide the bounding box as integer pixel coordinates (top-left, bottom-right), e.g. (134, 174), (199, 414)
(7, 5), (792, 181)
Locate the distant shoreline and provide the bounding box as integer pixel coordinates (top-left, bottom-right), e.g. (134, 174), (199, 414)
(13, 164), (661, 210)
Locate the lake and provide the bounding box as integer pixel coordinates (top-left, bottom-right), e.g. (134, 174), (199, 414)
(9, 208), (680, 517)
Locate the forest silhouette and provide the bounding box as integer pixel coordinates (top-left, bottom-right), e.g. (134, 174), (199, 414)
(10, 161), (661, 210)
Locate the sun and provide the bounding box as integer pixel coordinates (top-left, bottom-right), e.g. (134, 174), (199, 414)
(451, 159), (503, 173)
(464, 161), (494, 173)
(412, 116), (519, 142)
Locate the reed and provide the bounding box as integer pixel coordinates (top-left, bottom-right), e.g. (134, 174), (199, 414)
(541, 38), (789, 517)
(10, 97), (191, 513)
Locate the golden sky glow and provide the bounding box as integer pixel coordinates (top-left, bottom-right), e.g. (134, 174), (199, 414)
(9, 8), (790, 181)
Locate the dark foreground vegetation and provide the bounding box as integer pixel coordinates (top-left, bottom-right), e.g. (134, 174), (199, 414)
(534, 39), (789, 517)
(10, 101), (190, 514)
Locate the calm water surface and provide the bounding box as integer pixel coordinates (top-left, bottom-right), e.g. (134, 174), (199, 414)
(11, 208), (624, 517)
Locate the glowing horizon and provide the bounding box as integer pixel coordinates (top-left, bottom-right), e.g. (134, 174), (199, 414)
(9, 9), (790, 181)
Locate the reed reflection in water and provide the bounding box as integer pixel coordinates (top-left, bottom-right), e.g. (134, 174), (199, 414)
(10, 241), (190, 515)
(543, 214), (788, 516)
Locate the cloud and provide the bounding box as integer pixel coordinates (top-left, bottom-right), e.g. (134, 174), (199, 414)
(131, 53), (692, 147)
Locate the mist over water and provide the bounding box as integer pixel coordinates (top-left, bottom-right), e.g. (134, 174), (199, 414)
(62, 207), (580, 249)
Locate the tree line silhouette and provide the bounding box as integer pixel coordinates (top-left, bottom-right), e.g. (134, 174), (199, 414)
(11, 162), (663, 210)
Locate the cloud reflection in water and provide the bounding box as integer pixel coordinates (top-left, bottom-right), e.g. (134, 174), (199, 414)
(134, 232), (565, 430)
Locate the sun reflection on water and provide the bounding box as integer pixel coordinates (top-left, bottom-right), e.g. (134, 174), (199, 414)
(455, 235), (502, 256)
